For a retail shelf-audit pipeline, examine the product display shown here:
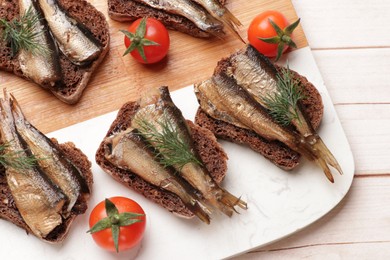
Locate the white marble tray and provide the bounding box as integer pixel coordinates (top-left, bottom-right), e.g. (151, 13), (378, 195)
(0, 47), (354, 259)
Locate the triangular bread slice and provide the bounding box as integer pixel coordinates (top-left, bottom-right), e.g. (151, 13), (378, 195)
(195, 49), (324, 170)
(0, 0), (110, 104)
(0, 139), (93, 243)
(95, 101), (228, 218)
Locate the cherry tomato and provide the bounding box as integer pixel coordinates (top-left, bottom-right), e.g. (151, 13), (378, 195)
(122, 18), (170, 64)
(88, 197), (146, 252)
(247, 10), (300, 61)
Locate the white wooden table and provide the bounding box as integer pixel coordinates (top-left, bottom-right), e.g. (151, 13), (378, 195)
(0, 1), (388, 258)
(234, 0), (390, 258)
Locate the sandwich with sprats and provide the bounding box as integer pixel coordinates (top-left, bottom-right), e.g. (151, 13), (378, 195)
(0, 0), (110, 104)
(0, 91), (93, 243)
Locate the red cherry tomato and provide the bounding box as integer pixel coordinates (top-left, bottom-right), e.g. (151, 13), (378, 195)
(248, 10), (300, 61)
(123, 18), (170, 64)
(88, 197), (146, 252)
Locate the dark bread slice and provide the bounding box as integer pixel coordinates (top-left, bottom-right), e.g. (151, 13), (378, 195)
(0, 138), (93, 243)
(95, 101), (228, 218)
(108, 0), (225, 38)
(0, 0), (110, 104)
(195, 62), (324, 170)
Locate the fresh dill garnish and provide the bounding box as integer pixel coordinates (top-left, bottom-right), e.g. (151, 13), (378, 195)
(0, 6), (50, 57)
(135, 115), (202, 170)
(262, 65), (305, 126)
(0, 142), (39, 170)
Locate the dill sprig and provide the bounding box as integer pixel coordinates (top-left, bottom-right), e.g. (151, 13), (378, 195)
(262, 65), (305, 126)
(0, 6), (50, 57)
(0, 142), (39, 170)
(135, 116), (202, 170)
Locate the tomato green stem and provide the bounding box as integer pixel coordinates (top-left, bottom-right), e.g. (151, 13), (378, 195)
(87, 198), (145, 253)
(258, 18), (300, 62)
(131, 36), (142, 46)
(281, 35), (292, 44)
(120, 18), (159, 63)
(110, 215), (120, 225)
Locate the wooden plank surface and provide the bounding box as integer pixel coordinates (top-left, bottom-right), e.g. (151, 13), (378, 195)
(234, 0), (390, 258)
(293, 0), (390, 49)
(336, 104), (390, 175)
(313, 48), (390, 105)
(0, 0), (306, 134)
(241, 243), (390, 260)
(3, 0), (388, 259)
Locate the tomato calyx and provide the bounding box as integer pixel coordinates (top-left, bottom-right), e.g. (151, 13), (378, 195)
(258, 18), (300, 62)
(120, 17), (160, 62)
(87, 198), (145, 252)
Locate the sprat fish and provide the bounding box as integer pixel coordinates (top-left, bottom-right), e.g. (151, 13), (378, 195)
(195, 67), (341, 183)
(132, 86), (247, 216)
(0, 92), (66, 238)
(103, 127), (212, 224)
(10, 94), (90, 214)
(218, 45), (342, 182)
(133, 0), (224, 37)
(38, 0), (102, 65)
(192, 0), (243, 41)
(17, 0), (61, 88)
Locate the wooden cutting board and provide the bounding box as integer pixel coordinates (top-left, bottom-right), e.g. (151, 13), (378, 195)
(0, 0), (307, 133)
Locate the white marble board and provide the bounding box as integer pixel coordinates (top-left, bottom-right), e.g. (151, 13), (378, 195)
(0, 47), (354, 259)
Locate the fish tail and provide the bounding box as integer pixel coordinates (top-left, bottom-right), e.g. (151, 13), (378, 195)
(177, 187), (212, 224)
(217, 10), (245, 43)
(222, 8), (242, 27)
(8, 93), (24, 119)
(219, 189), (247, 210)
(0, 90), (15, 124)
(225, 21), (245, 43)
(295, 136), (341, 183)
(184, 200), (212, 224)
(204, 188), (247, 217)
(314, 138), (343, 175)
(201, 193), (231, 217)
(315, 157), (334, 183)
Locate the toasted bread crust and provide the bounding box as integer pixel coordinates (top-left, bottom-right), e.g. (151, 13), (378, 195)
(0, 0), (110, 104)
(195, 64), (324, 170)
(95, 101), (228, 218)
(0, 139), (92, 243)
(108, 0), (225, 38)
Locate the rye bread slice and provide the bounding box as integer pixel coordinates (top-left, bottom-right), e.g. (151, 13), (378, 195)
(0, 0), (110, 104)
(195, 59), (324, 170)
(0, 138), (93, 243)
(95, 101), (228, 218)
(108, 0), (225, 38)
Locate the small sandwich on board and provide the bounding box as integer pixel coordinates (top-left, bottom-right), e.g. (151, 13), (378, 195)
(0, 0), (110, 104)
(108, 0), (243, 40)
(96, 86), (247, 224)
(195, 45), (343, 182)
(0, 91), (93, 243)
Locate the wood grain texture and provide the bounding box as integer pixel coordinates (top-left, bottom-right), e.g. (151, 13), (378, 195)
(2, 0), (388, 258)
(0, 0), (306, 134)
(234, 0), (390, 258)
(336, 104), (390, 174)
(239, 242), (390, 259)
(311, 49), (390, 174)
(312, 48), (390, 105)
(293, 0), (390, 49)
